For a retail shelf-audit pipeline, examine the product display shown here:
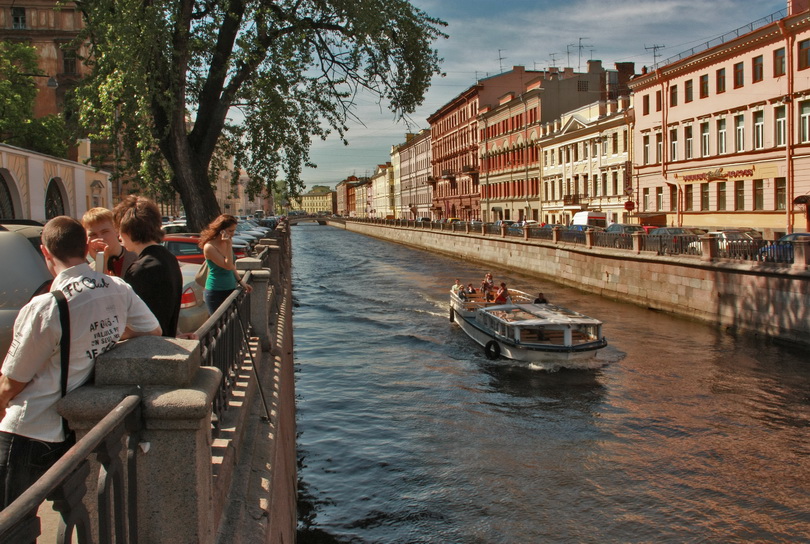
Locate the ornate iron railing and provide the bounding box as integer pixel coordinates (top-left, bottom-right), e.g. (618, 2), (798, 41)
(195, 272), (253, 436)
(0, 394), (142, 544)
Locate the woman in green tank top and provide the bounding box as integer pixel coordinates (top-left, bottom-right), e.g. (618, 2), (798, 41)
(198, 214), (253, 313)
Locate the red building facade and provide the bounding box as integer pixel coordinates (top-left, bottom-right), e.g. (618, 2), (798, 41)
(427, 67), (544, 221)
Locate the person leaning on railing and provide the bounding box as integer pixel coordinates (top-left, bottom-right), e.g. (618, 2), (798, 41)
(0, 217), (161, 508)
(199, 214), (253, 314)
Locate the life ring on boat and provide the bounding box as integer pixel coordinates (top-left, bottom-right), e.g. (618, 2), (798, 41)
(449, 308), (455, 322)
(484, 340), (501, 360)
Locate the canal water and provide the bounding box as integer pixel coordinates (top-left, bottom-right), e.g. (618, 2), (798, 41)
(292, 224), (810, 543)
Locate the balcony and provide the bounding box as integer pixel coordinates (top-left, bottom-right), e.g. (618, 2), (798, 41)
(563, 193), (588, 206)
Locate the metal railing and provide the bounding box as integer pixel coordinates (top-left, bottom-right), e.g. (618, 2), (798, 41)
(344, 218), (800, 265)
(195, 272), (253, 436)
(593, 232), (634, 250)
(652, 9), (787, 71)
(0, 394), (142, 544)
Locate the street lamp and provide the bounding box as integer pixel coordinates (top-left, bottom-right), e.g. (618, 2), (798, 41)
(21, 73), (58, 89)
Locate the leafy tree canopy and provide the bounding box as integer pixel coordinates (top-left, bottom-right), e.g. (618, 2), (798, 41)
(0, 41), (70, 157)
(73, 0), (447, 231)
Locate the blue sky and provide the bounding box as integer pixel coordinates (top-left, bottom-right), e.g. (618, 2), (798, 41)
(301, 0), (787, 188)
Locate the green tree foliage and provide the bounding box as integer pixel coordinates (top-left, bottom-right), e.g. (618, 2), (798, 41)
(73, 0), (446, 231)
(0, 41), (70, 157)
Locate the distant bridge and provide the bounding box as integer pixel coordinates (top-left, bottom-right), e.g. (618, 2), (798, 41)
(286, 214), (331, 225)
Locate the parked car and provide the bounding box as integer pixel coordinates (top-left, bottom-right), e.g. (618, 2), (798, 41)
(758, 232), (810, 262)
(687, 230), (756, 254)
(177, 262), (210, 334)
(539, 223), (566, 230)
(162, 234), (247, 264)
(0, 226), (51, 356)
(647, 227), (707, 254)
(640, 225), (660, 234)
(493, 220), (516, 228)
(568, 224), (604, 232)
(605, 223), (646, 235)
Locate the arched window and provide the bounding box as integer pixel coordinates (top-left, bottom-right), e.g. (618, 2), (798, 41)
(45, 179), (65, 219)
(0, 175), (15, 219)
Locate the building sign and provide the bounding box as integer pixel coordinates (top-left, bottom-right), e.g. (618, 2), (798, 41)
(673, 162), (780, 183)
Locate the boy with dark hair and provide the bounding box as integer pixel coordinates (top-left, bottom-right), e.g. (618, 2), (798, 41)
(113, 195), (183, 337)
(0, 216), (161, 507)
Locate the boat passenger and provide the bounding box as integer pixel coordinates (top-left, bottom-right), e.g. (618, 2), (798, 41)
(534, 292), (548, 304)
(483, 273), (494, 291)
(451, 279), (463, 294)
(465, 283), (477, 294)
(494, 282), (509, 304)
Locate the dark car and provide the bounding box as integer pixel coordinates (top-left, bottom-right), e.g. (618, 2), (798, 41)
(647, 227), (707, 254)
(759, 232), (810, 262)
(605, 224), (646, 235)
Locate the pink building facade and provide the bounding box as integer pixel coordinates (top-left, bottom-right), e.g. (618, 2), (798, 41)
(394, 130), (432, 220)
(629, 1), (810, 236)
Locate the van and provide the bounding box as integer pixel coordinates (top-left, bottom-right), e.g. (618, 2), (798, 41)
(572, 211), (607, 229)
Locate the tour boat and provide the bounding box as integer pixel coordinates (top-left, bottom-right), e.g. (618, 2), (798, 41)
(449, 288), (608, 367)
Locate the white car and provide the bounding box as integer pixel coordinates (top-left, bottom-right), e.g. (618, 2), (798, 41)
(687, 230), (755, 254)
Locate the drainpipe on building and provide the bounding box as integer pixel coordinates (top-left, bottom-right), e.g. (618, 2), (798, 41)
(778, 19), (795, 234)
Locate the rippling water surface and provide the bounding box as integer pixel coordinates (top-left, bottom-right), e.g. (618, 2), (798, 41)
(293, 225), (810, 543)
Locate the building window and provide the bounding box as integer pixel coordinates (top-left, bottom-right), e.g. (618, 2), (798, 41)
(775, 177), (786, 210)
(685, 80), (693, 102)
(578, 80), (589, 92)
(800, 39), (810, 70)
(717, 118), (727, 154)
(656, 187), (663, 211)
(656, 90), (662, 112)
(733, 62), (744, 88)
(612, 133), (618, 154)
(735, 180), (745, 211)
(717, 182), (727, 211)
(685, 126), (693, 159)
(612, 171), (619, 195)
(669, 128), (678, 160)
(685, 185), (694, 211)
(752, 55), (764, 83)
(602, 173), (608, 196)
(754, 179), (764, 210)
(753, 111), (764, 149)
(801, 101), (810, 143)
(643, 135), (650, 165)
(774, 48), (786, 77)
(775, 106), (786, 146)
(735, 114), (744, 152)
(642, 94), (650, 115)
(670, 85), (678, 107)
(701, 183), (710, 211)
(11, 7), (26, 29)
(656, 133), (663, 163)
(62, 49), (77, 75)
(700, 74), (709, 98)
(668, 185), (676, 211)
(701, 122), (710, 157)
(716, 68), (726, 94)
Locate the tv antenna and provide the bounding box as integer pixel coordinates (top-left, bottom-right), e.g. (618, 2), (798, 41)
(498, 49), (507, 73)
(645, 44), (666, 66)
(566, 44), (576, 67)
(577, 37), (591, 71)
(549, 52), (559, 67)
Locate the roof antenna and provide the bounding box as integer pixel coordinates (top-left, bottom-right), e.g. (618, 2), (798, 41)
(498, 49), (507, 73)
(645, 44), (666, 67)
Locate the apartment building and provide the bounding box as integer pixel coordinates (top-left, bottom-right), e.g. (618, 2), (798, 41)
(428, 66), (549, 221)
(479, 61), (632, 223)
(370, 163), (394, 218)
(393, 130), (432, 220)
(629, 1), (810, 236)
(537, 95), (634, 226)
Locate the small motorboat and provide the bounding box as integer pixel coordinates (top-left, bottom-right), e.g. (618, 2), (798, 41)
(450, 288), (607, 367)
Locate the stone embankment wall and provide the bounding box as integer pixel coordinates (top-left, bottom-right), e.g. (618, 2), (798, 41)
(332, 221), (810, 345)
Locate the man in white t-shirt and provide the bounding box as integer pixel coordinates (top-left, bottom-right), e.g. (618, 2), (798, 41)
(0, 216), (161, 507)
